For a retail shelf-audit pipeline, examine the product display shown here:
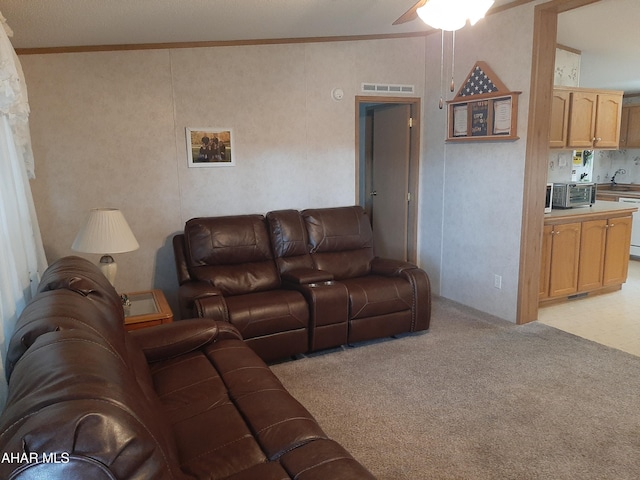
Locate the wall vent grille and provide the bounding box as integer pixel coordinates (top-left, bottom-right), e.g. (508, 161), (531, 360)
(361, 83), (415, 94)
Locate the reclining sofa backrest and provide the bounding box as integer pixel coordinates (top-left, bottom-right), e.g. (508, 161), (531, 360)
(1, 256), (185, 480)
(266, 209), (315, 274)
(183, 215), (281, 296)
(177, 207), (378, 287)
(302, 206), (375, 280)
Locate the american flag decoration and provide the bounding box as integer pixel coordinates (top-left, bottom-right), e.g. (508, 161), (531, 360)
(447, 61), (521, 142)
(459, 66), (498, 97)
(452, 61), (509, 100)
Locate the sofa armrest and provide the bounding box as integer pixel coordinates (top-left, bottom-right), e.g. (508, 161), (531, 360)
(281, 267), (334, 285)
(193, 294), (228, 322)
(371, 258), (432, 332)
(129, 318), (241, 363)
(370, 257), (418, 276)
(177, 281), (223, 318)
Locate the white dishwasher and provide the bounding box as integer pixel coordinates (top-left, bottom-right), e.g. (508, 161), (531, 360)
(619, 197), (640, 257)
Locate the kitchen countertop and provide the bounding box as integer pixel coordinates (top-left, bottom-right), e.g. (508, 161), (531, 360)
(544, 201), (638, 225)
(596, 183), (640, 201)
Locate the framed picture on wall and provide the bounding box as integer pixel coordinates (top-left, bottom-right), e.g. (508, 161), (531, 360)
(186, 127), (235, 167)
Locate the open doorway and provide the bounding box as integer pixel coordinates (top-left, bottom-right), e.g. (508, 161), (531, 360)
(355, 96), (421, 263)
(518, 0), (606, 324)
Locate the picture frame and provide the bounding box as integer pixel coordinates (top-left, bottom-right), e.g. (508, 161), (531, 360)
(186, 127), (235, 167)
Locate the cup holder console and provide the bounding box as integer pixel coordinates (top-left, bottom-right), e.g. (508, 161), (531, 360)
(307, 281), (335, 288)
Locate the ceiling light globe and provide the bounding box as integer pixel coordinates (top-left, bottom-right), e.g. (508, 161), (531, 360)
(417, 0), (494, 31)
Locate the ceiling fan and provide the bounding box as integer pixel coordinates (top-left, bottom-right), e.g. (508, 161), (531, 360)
(393, 0), (498, 29)
(393, 0), (497, 108)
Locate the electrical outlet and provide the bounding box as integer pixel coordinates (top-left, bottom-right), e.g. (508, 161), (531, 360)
(494, 274), (502, 289)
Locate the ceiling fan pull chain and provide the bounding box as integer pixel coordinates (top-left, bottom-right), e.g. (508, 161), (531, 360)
(450, 30), (456, 93)
(439, 29), (445, 109)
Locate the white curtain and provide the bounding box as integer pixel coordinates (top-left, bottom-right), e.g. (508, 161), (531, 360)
(0, 13), (47, 411)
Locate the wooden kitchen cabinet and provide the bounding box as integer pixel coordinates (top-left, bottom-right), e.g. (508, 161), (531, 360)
(567, 90), (623, 149)
(603, 216), (633, 285)
(550, 87), (623, 149)
(577, 219), (607, 292)
(619, 105), (640, 148)
(576, 216), (632, 292)
(548, 222), (581, 298)
(540, 206), (636, 305)
(549, 89), (570, 148)
(539, 224), (554, 299)
(566, 90), (598, 148)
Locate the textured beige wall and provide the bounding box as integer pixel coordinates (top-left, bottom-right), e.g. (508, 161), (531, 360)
(419, 4), (536, 321)
(22, 37), (426, 313)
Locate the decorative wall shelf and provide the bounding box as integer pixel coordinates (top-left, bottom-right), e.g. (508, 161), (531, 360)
(446, 61), (520, 142)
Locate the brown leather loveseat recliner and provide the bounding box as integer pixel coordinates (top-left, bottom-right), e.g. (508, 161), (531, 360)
(174, 206), (431, 362)
(173, 214), (311, 362)
(0, 256), (376, 480)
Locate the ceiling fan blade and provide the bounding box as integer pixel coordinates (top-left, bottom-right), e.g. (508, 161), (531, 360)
(392, 0), (428, 25)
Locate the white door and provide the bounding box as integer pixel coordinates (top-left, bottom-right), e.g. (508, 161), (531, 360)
(370, 104), (412, 260)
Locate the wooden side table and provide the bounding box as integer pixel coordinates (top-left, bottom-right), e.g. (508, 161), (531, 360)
(123, 289), (173, 331)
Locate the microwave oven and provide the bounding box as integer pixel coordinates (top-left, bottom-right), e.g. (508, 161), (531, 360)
(545, 183), (553, 213)
(552, 182), (596, 209)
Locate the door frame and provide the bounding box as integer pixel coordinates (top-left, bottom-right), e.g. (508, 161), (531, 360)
(355, 95), (421, 263)
(517, 0), (601, 324)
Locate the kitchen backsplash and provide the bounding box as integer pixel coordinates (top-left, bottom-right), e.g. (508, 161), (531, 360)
(548, 149), (640, 184)
(593, 149), (640, 184)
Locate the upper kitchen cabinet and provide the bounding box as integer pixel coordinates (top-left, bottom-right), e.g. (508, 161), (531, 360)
(619, 105), (640, 149)
(549, 89), (570, 148)
(550, 87), (623, 149)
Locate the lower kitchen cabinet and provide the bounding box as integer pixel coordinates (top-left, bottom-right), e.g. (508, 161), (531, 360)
(539, 225), (553, 299)
(549, 222), (581, 297)
(603, 216), (633, 285)
(540, 210), (634, 303)
(577, 219), (607, 292)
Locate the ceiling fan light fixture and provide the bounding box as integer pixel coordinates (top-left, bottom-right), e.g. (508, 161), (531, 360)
(417, 0), (494, 31)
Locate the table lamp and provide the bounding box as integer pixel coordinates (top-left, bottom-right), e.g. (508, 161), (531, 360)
(71, 208), (139, 286)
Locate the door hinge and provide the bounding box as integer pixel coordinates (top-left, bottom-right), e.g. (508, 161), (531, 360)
(407, 192), (411, 202)
(409, 117), (413, 128)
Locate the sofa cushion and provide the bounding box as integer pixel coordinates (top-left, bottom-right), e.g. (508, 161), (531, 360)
(5, 289), (129, 380)
(267, 209), (315, 273)
(149, 345), (266, 478)
(303, 207), (374, 280)
(206, 341), (327, 459)
(341, 275), (413, 320)
(280, 438), (377, 480)
(184, 215), (280, 295)
(223, 462), (292, 480)
(36, 255), (123, 314)
(224, 290), (308, 339)
(149, 339), (327, 479)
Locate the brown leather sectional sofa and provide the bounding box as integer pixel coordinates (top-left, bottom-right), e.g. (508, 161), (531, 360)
(173, 206), (431, 362)
(0, 256), (375, 479)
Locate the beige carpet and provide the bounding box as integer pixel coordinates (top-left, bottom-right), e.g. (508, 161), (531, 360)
(270, 297), (640, 480)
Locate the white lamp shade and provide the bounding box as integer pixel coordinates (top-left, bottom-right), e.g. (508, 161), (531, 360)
(417, 0), (494, 31)
(72, 208), (139, 254)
